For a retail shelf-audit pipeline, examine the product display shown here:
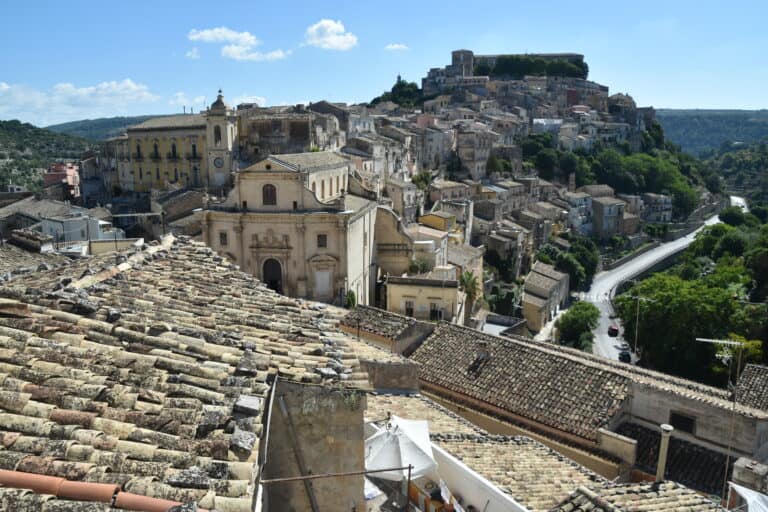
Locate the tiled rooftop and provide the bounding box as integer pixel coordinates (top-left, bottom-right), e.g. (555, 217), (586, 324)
(365, 393), (482, 436)
(410, 324), (629, 441)
(341, 305), (419, 341)
(615, 423), (732, 496)
(365, 393), (606, 512)
(129, 115), (206, 131)
(408, 324), (768, 444)
(736, 364), (768, 411)
(0, 244), (70, 278)
(0, 235), (371, 510)
(270, 151), (350, 171)
(433, 434), (606, 512)
(551, 482), (723, 511)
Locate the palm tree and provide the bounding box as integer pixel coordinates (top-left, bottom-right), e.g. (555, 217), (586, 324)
(459, 271), (480, 326)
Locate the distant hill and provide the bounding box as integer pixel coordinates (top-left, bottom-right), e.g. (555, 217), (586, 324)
(656, 109), (768, 157)
(705, 140), (768, 205)
(0, 120), (92, 191)
(46, 115), (165, 141)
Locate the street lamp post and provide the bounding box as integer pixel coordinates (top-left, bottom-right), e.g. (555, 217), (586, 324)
(695, 337), (744, 499)
(625, 295), (655, 354)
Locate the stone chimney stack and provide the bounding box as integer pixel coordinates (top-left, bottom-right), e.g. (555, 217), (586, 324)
(655, 424), (674, 482)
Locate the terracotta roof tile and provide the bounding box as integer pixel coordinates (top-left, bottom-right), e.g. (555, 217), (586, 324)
(551, 482), (723, 511)
(0, 235), (373, 509)
(736, 364), (768, 411)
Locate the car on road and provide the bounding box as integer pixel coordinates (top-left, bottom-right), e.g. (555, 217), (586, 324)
(618, 351), (632, 363)
(608, 324), (620, 337)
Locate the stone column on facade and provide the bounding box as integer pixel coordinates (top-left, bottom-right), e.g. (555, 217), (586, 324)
(234, 218), (245, 270)
(296, 222), (308, 298)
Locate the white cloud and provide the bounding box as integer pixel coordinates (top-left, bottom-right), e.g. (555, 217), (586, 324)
(233, 94), (266, 106)
(169, 92), (206, 107)
(304, 19), (357, 50)
(188, 27), (258, 47)
(185, 47), (200, 60)
(0, 79), (160, 126)
(384, 43), (408, 51)
(188, 26), (288, 62)
(221, 45), (290, 62)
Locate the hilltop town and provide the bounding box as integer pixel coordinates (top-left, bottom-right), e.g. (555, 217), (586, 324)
(0, 48), (766, 511)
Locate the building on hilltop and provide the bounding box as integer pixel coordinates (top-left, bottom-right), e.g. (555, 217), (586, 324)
(201, 151), (376, 306)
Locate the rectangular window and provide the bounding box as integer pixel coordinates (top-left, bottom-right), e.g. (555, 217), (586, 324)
(429, 303), (441, 321)
(669, 412), (696, 434)
(219, 231), (228, 247)
(405, 300), (414, 317)
(317, 234), (327, 248)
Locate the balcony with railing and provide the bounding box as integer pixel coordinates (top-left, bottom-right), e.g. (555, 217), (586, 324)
(131, 153), (143, 161)
(186, 153), (202, 161)
(149, 153), (162, 162)
(166, 152), (180, 161)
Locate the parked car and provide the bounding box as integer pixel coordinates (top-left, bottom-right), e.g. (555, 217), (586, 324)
(618, 351), (632, 363)
(608, 324), (620, 337)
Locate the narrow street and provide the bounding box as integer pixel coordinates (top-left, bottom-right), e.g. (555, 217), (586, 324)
(534, 196), (745, 360)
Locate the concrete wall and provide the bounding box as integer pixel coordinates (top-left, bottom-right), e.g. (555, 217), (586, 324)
(264, 381), (366, 512)
(629, 382), (760, 457)
(358, 359), (420, 392)
(597, 428), (636, 465)
(89, 238), (144, 255)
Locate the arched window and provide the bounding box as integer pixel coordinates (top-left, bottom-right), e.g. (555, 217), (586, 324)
(153, 143), (159, 158)
(263, 184), (277, 205)
(136, 144), (142, 158)
(335, 176), (340, 194)
(214, 126), (222, 146)
(171, 143), (177, 159)
(321, 180), (325, 199)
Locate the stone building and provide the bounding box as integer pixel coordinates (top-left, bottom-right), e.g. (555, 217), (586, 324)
(456, 126), (499, 180)
(201, 152), (377, 305)
(236, 106), (344, 160)
(592, 196), (626, 239)
(121, 91), (237, 194)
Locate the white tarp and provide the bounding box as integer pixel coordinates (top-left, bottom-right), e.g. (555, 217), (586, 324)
(365, 415), (437, 481)
(731, 483), (768, 512)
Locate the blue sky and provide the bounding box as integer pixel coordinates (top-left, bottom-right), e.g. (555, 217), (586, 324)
(1, 0), (766, 126)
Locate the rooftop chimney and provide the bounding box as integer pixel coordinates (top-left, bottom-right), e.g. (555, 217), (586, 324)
(655, 424), (674, 482)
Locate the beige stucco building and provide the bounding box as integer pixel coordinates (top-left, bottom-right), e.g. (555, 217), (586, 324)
(201, 152), (377, 305)
(119, 91), (237, 194)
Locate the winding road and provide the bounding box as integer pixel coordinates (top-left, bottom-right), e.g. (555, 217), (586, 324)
(583, 196), (746, 360)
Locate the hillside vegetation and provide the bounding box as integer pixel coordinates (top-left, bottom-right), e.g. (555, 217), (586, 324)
(46, 115), (161, 140)
(656, 109), (768, 156)
(705, 140), (768, 205)
(0, 120), (91, 191)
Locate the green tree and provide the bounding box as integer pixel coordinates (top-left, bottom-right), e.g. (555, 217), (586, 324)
(719, 206), (746, 227)
(555, 252), (586, 290)
(535, 148), (558, 180)
(556, 302), (600, 350)
(344, 290), (357, 308)
(614, 275), (737, 384)
(459, 271), (480, 325)
(486, 154), (503, 175)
